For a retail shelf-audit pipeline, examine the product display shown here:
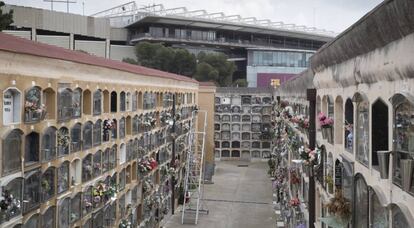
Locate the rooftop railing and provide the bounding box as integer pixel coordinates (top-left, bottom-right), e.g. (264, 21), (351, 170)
(130, 33), (321, 50)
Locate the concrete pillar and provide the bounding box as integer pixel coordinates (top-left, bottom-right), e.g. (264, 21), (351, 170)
(31, 28), (36, 41)
(198, 83), (216, 182)
(105, 39), (110, 58)
(69, 33), (74, 50)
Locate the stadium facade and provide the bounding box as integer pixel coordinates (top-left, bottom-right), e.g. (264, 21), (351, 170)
(3, 2), (334, 88)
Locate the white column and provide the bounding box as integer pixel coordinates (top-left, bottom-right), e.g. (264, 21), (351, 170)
(69, 33), (74, 50)
(31, 28), (36, 41)
(105, 39), (110, 58)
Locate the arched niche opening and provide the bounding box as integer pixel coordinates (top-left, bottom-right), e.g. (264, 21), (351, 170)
(25, 131), (40, 165)
(93, 89), (102, 116)
(42, 126), (57, 162)
(371, 99), (388, 169)
(344, 98), (354, 152)
(3, 88), (21, 125)
(335, 96), (343, 145)
(120, 91), (126, 112)
(354, 92), (370, 166)
(103, 90), (110, 113)
(70, 159), (81, 186)
(110, 91), (117, 113)
(43, 88), (56, 120)
(354, 174), (368, 227)
(57, 87), (72, 121)
(83, 89), (92, 115)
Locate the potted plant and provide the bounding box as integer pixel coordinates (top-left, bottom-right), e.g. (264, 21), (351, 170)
(318, 112), (334, 142)
(325, 190), (351, 223)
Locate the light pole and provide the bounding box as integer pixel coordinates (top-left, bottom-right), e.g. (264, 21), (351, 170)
(307, 88), (316, 227)
(170, 93), (177, 214)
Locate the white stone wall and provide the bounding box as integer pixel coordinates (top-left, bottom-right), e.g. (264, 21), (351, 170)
(314, 32), (414, 224)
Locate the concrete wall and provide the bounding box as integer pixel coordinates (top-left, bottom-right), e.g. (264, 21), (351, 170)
(75, 40), (106, 58)
(36, 35), (70, 49)
(5, 4), (111, 39)
(312, 28), (414, 227)
(0, 44), (199, 227)
(311, 0), (414, 72)
(198, 84), (216, 181)
(110, 45), (136, 61)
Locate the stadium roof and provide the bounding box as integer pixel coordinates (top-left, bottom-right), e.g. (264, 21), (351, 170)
(92, 2), (335, 42)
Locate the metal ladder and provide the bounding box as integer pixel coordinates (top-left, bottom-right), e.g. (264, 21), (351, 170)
(181, 110), (209, 224)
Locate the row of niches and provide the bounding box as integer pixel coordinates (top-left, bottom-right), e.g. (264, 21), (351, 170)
(3, 86), (195, 126)
(214, 131), (273, 141)
(214, 123), (273, 132)
(0, 167), (166, 227)
(214, 141), (271, 149)
(215, 105), (272, 114)
(215, 150), (271, 158)
(0, 130), (184, 226)
(1, 116), (191, 177)
(215, 114), (272, 123)
(214, 96), (272, 105)
(314, 93), (414, 196)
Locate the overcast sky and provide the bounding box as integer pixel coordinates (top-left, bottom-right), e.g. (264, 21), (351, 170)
(4, 0), (383, 33)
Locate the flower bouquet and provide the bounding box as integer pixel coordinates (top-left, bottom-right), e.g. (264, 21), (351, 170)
(104, 119), (114, 131)
(138, 157), (153, 174)
(290, 170), (301, 185)
(325, 190), (351, 222)
(161, 112), (173, 125)
(318, 112), (334, 142)
(57, 131), (70, 148)
(289, 197), (300, 207)
(24, 101), (46, 121)
(119, 219), (131, 228)
(0, 190), (21, 215)
(300, 147), (318, 166)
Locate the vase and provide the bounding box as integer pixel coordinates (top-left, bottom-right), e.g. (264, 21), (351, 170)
(377, 151), (390, 179)
(400, 159), (414, 192)
(40, 110), (47, 120)
(321, 127), (328, 139)
(25, 111), (31, 122)
(326, 127), (333, 143)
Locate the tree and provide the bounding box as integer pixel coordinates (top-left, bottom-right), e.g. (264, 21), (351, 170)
(132, 41), (196, 77)
(134, 42), (164, 68)
(153, 46), (175, 72)
(197, 52), (236, 87)
(130, 42), (235, 86)
(171, 48), (196, 76)
(194, 62), (219, 82)
(0, 1), (13, 31)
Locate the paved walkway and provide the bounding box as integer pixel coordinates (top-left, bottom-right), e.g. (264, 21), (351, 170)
(164, 161), (275, 228)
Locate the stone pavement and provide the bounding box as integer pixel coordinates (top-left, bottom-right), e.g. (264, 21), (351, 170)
(164, 161), (275, 228)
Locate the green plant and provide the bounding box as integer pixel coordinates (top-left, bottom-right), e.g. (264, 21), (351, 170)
(325, 190), (351, 220)
(325, 175), (334, 185)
